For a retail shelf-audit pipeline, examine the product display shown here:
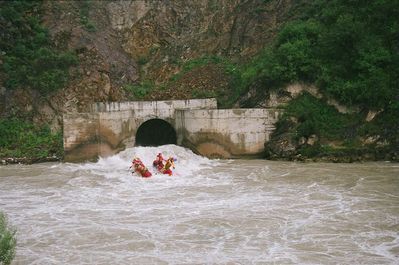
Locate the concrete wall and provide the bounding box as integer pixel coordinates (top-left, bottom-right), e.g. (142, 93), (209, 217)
(63, 98), (281, 161)
(175, 108), (280, 158)
(63, 111), (137, 162)
(64, 98), (217, 162)
(63, 112), (99, 162)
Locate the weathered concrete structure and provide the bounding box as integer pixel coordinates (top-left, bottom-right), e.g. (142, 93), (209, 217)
(63, 98), (280, 162)
(175, 108), (280, 158)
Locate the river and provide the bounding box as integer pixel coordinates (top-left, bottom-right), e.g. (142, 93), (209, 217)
(0, 145), (398, 264)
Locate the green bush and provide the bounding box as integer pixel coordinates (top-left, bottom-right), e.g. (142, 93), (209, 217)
(242, 0), (398, 157)
(123, 81), (155, 99)
(79, 0), (96, 32)
(191, 89), (217, 99)
(283, 93), (357, 140)
(168, 55), (243, 106)
(362, 101), (399, 147)
(0, 119), (63, 159)
(243, 0), (398, 110)
(0, 0), (78, 94)
(0, 212), (16, 265)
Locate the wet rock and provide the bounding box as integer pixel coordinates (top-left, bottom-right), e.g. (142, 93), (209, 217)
(264, 132), (297, 159)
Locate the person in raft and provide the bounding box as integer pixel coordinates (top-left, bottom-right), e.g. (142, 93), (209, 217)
(131, 157), (152, 178)
(161, 157), (176, 176)
(152, 153), (165, 171)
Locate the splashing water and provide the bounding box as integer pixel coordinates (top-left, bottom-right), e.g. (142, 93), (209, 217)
(0, 145), (398, 264)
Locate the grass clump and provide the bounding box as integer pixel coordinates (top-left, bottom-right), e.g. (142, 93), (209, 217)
(0, 212), (17, 265)
(123, 81), (156, 100)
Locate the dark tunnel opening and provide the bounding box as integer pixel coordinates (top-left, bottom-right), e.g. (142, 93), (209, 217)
(135, 119), (177, 146)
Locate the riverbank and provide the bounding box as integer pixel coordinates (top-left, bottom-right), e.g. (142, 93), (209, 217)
(0, 156), (61, 165)
(268, 154), (398, 163)
(265, 147), (398, 163)
(1, 149), (397, 165)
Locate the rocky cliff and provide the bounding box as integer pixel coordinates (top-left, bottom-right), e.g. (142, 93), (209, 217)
(105, 0), (295, 82)
(1, 0), (397, 162)
(1, 0), (302, 131)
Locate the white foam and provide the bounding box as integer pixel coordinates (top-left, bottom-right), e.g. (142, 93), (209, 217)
(66, 145), (215, 180)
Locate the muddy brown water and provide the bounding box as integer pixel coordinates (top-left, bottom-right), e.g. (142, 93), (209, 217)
(0, 145), (398, 264)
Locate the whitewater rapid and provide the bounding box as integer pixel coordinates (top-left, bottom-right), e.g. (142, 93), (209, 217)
(0, 145), (398, 264)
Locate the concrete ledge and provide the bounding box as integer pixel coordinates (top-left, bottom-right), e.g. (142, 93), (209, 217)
(91, 98), (218, 112)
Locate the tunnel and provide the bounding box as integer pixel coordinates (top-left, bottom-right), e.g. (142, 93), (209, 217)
(135, 119), (177, 146)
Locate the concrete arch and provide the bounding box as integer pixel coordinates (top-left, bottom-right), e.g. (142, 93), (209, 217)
(63, 99), (281, 162)
(135, 118), (177, 146)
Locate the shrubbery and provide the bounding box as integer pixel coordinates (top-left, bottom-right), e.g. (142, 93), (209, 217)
(0, 1), (76, 160)
(0, 212), (16, 265)
(246, 0), (398, 157)
(170, 55), (242, 106)
(282, 93), (357, 140)
(247, 0), (398, 110)
(0, 118), (63, 159)
(78, 0), (96, 32)
(0, 0), (78, 94)
(123, 81), (155, 99)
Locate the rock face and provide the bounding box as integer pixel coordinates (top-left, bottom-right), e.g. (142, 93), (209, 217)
(1, 0), (300, 131)
(107, 0), (296, 82)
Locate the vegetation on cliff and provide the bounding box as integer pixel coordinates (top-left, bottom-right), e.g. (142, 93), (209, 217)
(0, 0), (77, 94)
(0, 118), (63, 163)
(241, 0), (398, 161)
(0, 0), (75, 162)
(137, 56), (240, 108)
(246, 0), (398, 109)
(0, 0), (397, 162)
(144, 0), (398, 161)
